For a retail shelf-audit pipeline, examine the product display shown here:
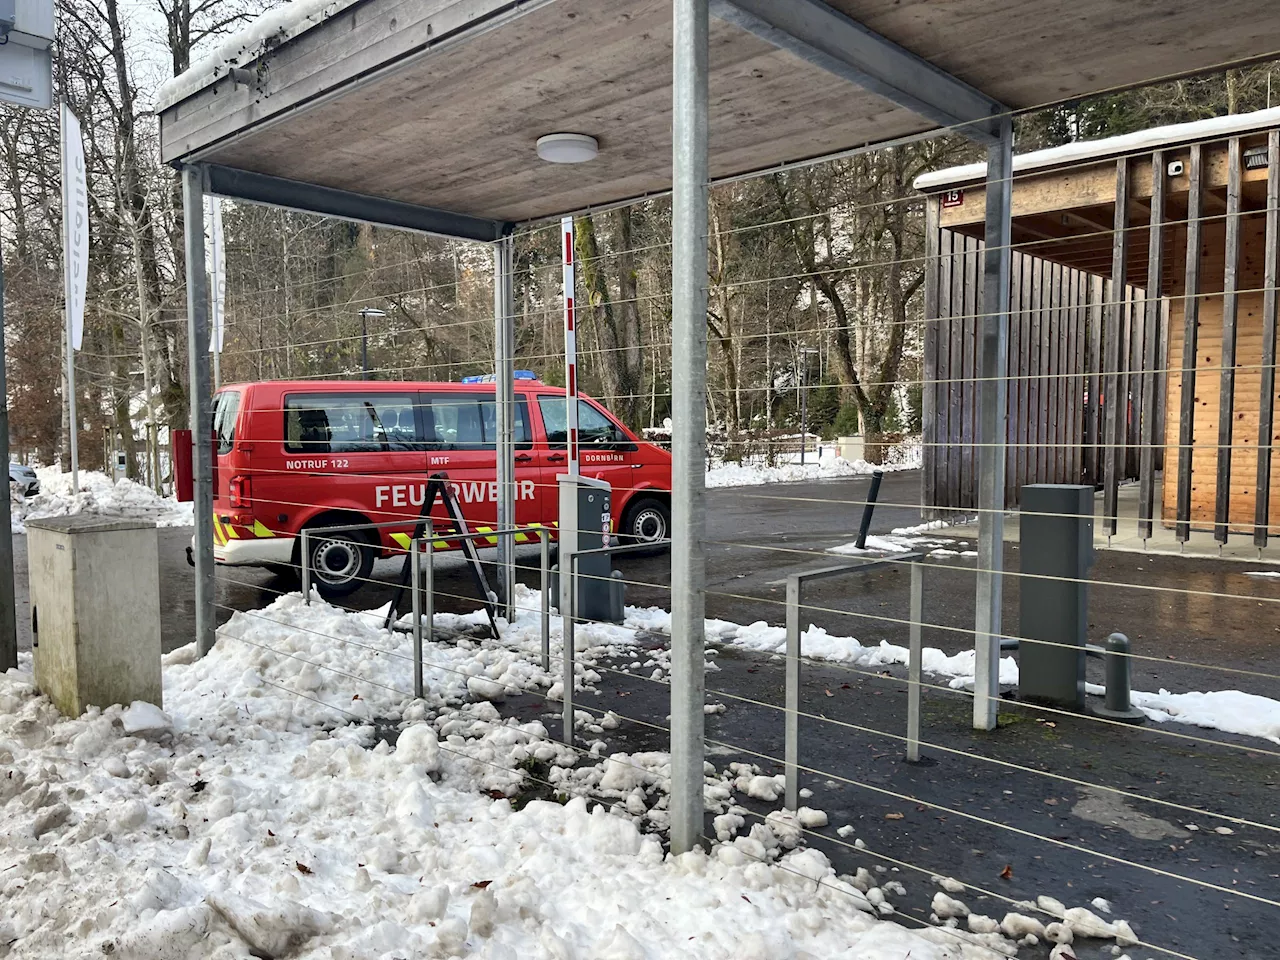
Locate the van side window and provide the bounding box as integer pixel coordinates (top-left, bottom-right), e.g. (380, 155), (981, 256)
(213, 391), (241, 454)
(284, 394), (420, 453)
(423, 394), (531, 450)
(537, 396), (627, 447)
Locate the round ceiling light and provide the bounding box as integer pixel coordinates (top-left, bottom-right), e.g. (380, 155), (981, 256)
(536, 133), (599, 164)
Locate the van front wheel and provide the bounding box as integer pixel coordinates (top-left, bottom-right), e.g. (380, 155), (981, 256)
(303, 529), (375, 598)
(620, 497), (671, 551)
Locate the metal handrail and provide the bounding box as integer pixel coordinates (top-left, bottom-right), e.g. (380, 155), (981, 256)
(783, 552), (924, 808)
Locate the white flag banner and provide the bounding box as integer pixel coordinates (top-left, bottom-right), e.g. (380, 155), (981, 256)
(61, 104), (89, 351)
(205, 196), (226, 353)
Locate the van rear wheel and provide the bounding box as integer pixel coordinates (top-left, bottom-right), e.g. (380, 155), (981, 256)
(303, 528), (376, 599)
(620, 497), (671, 553)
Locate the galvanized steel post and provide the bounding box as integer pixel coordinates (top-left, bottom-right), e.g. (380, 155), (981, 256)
(784, 575), (801, 811)
(540, 534), (551, 672)
(300, 529), (311, 604)
(183, 165), (216, 658)
(411, 539), (423, 699)
(424, 525), (434, 656)
(562, 558), (575, 746)
(669, 0), (710, 855)
(494, 236), (517, 621)
(973, 116), (1013, 730)
(907, 562), (923, 762)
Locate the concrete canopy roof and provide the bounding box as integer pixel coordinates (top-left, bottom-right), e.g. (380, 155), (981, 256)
(158, 0), (1280, 237)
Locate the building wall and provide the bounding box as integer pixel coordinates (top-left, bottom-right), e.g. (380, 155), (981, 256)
(922, 225), (1142, 513)
(1162, 213), (1280, 532)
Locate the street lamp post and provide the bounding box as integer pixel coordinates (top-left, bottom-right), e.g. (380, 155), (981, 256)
(358, 307), (387, 380)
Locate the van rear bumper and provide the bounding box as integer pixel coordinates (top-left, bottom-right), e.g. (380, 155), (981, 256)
(212, 536), (296, 566)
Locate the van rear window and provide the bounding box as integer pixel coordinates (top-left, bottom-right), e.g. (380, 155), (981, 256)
(284, 393), (420, 453)
(213, 391), (241, 454)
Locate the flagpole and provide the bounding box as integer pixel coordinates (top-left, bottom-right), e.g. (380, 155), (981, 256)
(61, 101), (79, 492)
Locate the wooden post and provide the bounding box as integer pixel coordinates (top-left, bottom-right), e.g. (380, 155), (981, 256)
(923, 197), (940, 520)
(1124, 285), (1141, 478)
(1029, 259), (1044, 484)
(948, 234), (964, 506)
(1215, 138), (1243, 545)
(1017, 256), (1033, 496)
(1047, 262), (1060, 481)
(937, 232), (953, 511)
(961, 236), (979, 508)
(1086, 275), (1104, 485)
(1104, 158), (1130, 536)
(1176, 143), (1204, 543)
(1139, 150), (1166, 540)
(1056, 262), (1069, 482)
(1073, 271), (1087, 483)
(1006, 252), (1022, 505)
(1256, 130), (1280, 548)
(1156, 296), (1170, 474)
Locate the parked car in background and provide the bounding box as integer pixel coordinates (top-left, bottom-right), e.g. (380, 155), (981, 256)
(9, 463), (39, 497)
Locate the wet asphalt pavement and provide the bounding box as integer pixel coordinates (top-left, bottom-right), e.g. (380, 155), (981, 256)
(15, 470), (1280, 703)
(12, 470), (1280, 958)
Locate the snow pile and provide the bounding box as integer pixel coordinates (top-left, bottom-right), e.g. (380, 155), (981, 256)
(828, 526), (973, 559)
(0, 592), (972, 960)
(1125, 688), (1280, 744)
(830, 534), (918, 555)
(12, 468), (193, 533)
(924, 890), (1139, 954)
(892, 519), (955, 537)
(732, 620), (1022, 689)
(706, 442), (920, 489)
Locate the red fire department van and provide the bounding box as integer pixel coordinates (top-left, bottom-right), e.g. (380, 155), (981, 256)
(200, 377), (672, 596)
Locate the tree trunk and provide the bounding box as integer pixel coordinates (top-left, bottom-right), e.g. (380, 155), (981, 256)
(104, 0), (185, 428)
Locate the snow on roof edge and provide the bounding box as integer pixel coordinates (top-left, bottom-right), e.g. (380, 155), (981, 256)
(154, 0), (362, 113)
(913, 106), (1280, 193)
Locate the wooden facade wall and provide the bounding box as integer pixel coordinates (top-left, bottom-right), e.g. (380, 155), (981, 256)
(922, 227), (1145, 512)
(1163, 208), (1280, 534)
(925, 131), (1280, 544)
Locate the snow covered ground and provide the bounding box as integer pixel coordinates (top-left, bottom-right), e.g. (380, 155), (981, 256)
(827, 522), (978, 560)
(706, 440), (921, 489)
(0, 587), (1073, 960)
(11, 468), (193, 533)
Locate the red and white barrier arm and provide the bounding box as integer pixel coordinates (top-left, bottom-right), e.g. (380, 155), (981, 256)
(562, 216), (580, 475)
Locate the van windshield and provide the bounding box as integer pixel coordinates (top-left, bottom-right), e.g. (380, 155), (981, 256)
(213, 391), (241, 454)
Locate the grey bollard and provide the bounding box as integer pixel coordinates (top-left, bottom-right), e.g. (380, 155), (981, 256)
(1089, 632), (1146, 724)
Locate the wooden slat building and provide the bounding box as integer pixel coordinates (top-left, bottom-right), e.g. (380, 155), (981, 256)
(915, 108), (1280, 545)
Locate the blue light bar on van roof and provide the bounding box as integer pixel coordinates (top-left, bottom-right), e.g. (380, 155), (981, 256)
(460, 371), (540, 384)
